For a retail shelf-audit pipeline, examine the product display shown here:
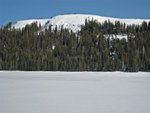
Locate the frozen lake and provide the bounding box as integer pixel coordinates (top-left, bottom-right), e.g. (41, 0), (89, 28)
(0, 71), (150, 113)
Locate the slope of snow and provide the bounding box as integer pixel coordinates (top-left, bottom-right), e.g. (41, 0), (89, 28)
(13, 19), (49, 29)
(0, 71), (150, 113)
(12, 14), (150, 32)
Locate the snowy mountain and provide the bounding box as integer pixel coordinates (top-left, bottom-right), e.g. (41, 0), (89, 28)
(12, 14), (150, 32)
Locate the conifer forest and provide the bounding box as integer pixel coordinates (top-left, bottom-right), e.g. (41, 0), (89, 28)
(0, 20), (150, 72)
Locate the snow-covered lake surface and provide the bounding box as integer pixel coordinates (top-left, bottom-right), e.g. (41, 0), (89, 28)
(0, 71), (150, 113)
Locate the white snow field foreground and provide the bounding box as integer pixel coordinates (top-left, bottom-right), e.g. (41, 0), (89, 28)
(0, 71), (150, 113)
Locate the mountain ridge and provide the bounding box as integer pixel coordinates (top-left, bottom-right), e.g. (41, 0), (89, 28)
(12, 14), (150, 32)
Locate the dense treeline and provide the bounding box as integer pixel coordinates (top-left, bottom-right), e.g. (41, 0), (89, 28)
(0, 20), (150, 71)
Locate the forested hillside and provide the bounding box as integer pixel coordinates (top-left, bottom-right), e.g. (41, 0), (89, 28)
(0, 20), (150, 71)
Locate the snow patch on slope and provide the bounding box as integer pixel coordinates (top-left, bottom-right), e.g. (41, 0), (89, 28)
(105, 34), (128, 40)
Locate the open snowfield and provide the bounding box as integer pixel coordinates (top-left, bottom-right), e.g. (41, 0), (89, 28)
(0, 71), (150, 113)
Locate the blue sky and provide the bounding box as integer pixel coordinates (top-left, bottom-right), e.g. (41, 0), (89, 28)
(0, 0), (150, 26)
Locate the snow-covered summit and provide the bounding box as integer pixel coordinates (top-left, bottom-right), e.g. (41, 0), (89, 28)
(12, 14), (150, 32)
